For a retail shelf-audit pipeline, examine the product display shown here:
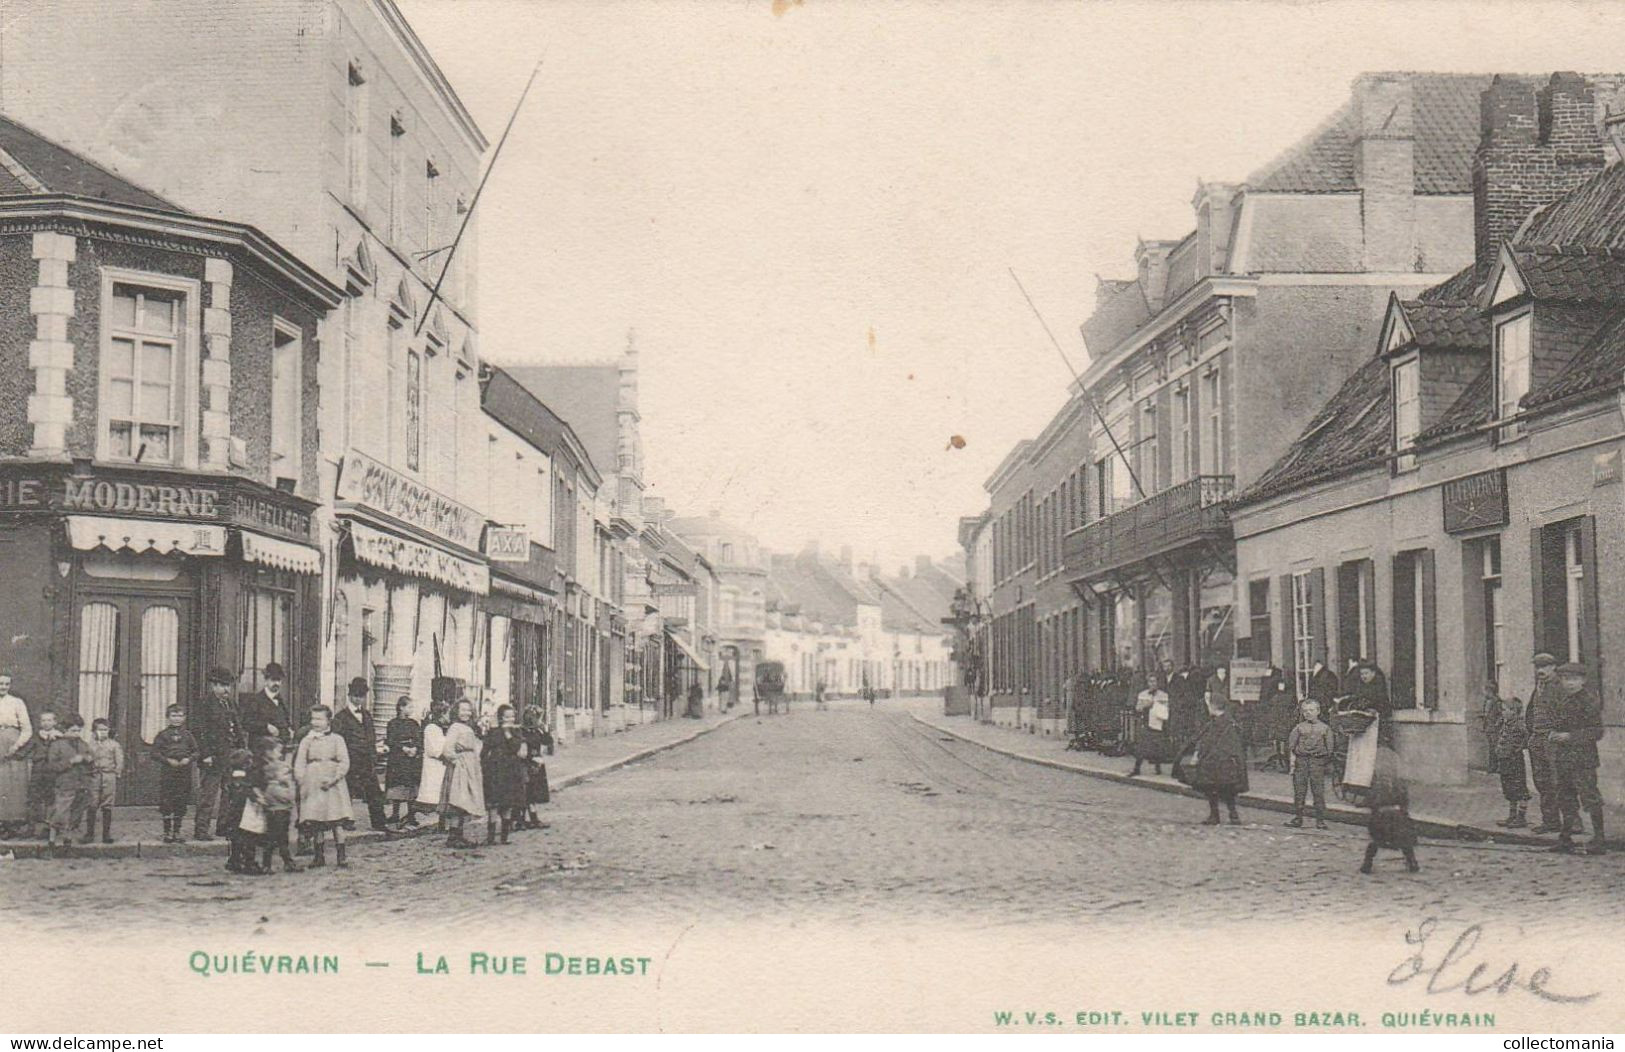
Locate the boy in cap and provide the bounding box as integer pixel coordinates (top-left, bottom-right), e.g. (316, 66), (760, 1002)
(45, 713), (92, 852)
(152, 703), (199, 842)
(193, 666), (245, 840)
(1548, 663), (1606, 856)
(1525, 653), (1568, 834)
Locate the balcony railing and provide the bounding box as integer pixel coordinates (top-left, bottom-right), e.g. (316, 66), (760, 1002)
(1063, 475), (1234, 581)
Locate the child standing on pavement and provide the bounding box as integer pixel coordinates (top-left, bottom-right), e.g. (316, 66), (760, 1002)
(1493, 695), (1532, 829)
(152, 705), (198, 842)
(83, 718), (124, 844)
(1285, 699), (1333, 829)
(45, 713), (92, 852)
(251, 736), (302, 874)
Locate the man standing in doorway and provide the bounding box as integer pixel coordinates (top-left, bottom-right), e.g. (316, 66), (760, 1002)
(241, 662), (291, 744)
(192, 667), (244, 841)
(1525, 653), (1567, 835)
(333, 677), (388, 831)
(1548, 663), (1607, 856)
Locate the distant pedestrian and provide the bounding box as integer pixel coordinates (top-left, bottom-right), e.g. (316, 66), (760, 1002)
(333, 678), (388, 832)
(1128, 674), (1172, 777)
(1359, 745), (1419, 874)
(151, 704), (198, 843)
(441, 699), (486, 849)
(1493, 694), (1531, 829)
(414, 700), (451, 831)
(294, 705), (353, 869)
(1524, 653), (1566, 834)
(1261, 667), (1296, 774)
(1548, 663), (1606, 856)
(1284, 699), (1332, 829)
(45, 713), (91, 852)
(1183, 693), (1248, 826)
(192, 667), (245, 841)
(83, 718), (123, 844)
(0, 673), (35, 836)
(384, 697), (422, 829)
(520, 707), (553, 829)
(482, 705), (527, 845)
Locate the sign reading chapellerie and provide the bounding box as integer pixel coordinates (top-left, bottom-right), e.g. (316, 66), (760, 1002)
(0, 466), (314, 541)
(1442, 468), (1508, 534)
(336, 449), (481, 551)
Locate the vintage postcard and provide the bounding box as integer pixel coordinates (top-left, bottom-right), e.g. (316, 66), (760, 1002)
(2, 0), (1625, 1037)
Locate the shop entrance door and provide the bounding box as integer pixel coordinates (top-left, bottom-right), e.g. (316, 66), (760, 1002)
(74, 589), (195, 805)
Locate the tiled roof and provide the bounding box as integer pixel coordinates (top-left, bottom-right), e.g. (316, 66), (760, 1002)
(0, 114), (179, 211)
(1418, 262), (1483, 303)
(505, 364), (620, 476)
(1237, 355), (1392, 505)
(1080, 279), (1149, 356)
(1403, 300), (1489, 352)
(1525, 311), (1625, 409)
(1516, 161), (1625, 250)
(1246, 74), (1492, 195)
(1417, 366), (1493, 441)
(1506, 247), (1625, 304)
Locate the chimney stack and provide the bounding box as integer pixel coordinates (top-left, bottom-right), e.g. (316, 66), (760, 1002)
(1353, 73), (1417, 272)
(1474, 73), (1607, 274)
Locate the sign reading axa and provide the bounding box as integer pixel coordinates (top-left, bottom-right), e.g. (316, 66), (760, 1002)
(336, 449), (482, 551)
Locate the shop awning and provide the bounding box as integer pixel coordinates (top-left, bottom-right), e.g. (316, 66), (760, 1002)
(664, 628), (711, 670)
(240, 530), (322, 575)
(66, 515), (226, 557)
(348, 520), (489, 595)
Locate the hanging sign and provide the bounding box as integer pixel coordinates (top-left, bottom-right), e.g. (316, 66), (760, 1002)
(484, 527), (530, 562)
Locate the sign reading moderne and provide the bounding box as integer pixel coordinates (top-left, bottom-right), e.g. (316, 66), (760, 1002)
(336, 449), (482, 551)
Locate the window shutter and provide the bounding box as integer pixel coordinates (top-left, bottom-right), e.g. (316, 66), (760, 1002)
(1279, 574), (1296, 687)
(1361, 559), (1378, 662)
(1421, 549), (1438, 709)
(1579, 515), (1602, 690)
(1529, 526), (1546, 657)
(1309, 567), (1328, 666)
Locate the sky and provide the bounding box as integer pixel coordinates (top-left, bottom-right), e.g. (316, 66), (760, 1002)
(396, 0), (1625, 572)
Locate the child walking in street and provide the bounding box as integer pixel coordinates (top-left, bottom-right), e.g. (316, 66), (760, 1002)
(1360, 745), (1420, 874)
(1285, 699), (1333, 829)
(152, 705), (198, 842)
(46, 713), (92, 852)
(1494, 694), (1532, 829)
(83, 718), (124, 843)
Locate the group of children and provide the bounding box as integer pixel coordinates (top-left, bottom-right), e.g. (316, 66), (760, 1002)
(13, 710), (125, 849)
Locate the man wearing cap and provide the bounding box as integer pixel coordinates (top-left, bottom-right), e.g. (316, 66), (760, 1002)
(1548, 663), (1607, 855)
(1524, 653), (1569, 834)
(241, 662), (291, 744)
(192, 667), (245, 841)
(332, 677), (388, 831)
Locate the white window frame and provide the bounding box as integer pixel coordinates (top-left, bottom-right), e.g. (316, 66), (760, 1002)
(1482, 539), (1505, 695)
(270, 317), (302, 484)
(1564, 524), (1584, 664)
(1170, 383), (1191, 485)
(97, 268), (201, 469)
(1495, 310), (1532, 440)
(1291, 570), (1315, 697)
(1201, 366), (1224, 476)
(1392, 356), (1421, 472)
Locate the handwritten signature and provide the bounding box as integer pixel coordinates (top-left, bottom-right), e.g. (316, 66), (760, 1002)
(1388, 916), (1598, 1004)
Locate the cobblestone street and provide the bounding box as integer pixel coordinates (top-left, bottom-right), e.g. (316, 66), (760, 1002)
(6, 700), (1621, 941)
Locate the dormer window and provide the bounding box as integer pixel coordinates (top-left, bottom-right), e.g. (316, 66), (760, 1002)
(1392, 357), (1420, 472)
(1495, 310), (1532, 440)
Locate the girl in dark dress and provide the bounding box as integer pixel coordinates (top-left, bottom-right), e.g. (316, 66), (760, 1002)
(519, 706), (553, 829)
(481, 704), (528, 845)
(384, 697), (422, 828)
(1186, 695), (1249, 825)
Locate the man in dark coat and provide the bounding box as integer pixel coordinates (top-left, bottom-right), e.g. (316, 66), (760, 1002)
(192, 667), (245, 841)
(240, 662), (291, 744)
(1548, 663), (1606, 856)
(1524, 653), (1566, 834)
(332, 677), (388, 831)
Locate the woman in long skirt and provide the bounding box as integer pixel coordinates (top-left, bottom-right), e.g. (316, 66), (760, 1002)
(1128, 673), (1174, 777)
(293, 706), (353, 868)
(519, 706), (553, 829)
(440, 699), (485, 849)
(414, 700), (450, 831)
(383, 697), (422, 828)
(0, 675), (34, 835)
(481, 705), (528, 845)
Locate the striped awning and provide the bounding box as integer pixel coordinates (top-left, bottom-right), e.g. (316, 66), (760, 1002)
(240, 530), (322, 575)
(66, 515), (225, 557)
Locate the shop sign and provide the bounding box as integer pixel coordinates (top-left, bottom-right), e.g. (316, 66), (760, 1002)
(1442, 469), (1508, 534)
(335, 449), (481, 551)
(350, 522), (490, 595)
(1228, 659), (1271, 702)
(651, 581), (697, 597)
(0, 466), (314, 541)
(484, 527), (530, 562)
(1594, 448), (1622, 488)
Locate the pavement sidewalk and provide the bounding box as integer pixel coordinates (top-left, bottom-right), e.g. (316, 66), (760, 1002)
(0, 708), (744, 861)
(911, 708), (1625, 847)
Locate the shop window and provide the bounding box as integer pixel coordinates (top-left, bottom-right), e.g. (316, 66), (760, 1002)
(1197, 566), (1234, 666)
(240, 585), (293, 697)
(1144, 581), (1174, 671)
(1336, 558), (1376, 666)
(1391, 549), (1437, 710)
(331, 591), (351, 706)
(77, 602), (120, 728)
(101, 278), (196, 467)
(1533, 517), (1598, 671)
(140, 605), (179, 744)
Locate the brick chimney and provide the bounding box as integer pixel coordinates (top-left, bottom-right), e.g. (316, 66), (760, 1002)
(1354, 73), (1417, 272)
(1135, 240), (1177, 312)
(1474, 73), (1608, 274)
(1192, 181), (1238, 278)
